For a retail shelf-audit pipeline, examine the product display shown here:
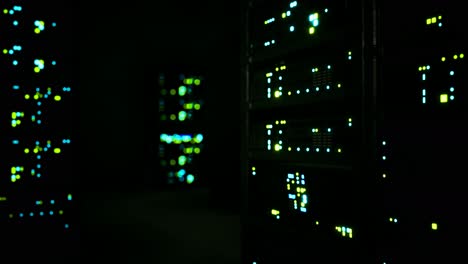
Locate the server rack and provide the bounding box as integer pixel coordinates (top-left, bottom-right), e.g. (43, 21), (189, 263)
(0, 0), (77, 261)
(145, 65), (207, 188)
(242, 0), (377, 262)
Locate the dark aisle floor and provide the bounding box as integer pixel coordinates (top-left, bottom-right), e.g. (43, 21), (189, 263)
(81, 189), (241, 263)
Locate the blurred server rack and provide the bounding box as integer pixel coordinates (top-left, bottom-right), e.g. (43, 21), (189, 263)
(145, 66), (207, 188)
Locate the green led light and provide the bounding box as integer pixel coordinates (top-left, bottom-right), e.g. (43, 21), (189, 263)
(194, 104), (201, 110)
(178, 111), (187, 121)
(184, 78), (194, 85)
(170, 89), (176, 96)
(187, 174), (195, 184)
(178, 155), (187, 166)
(194, 79), (201, 86)
(170, 114), (176, 121)
(178, 86), (187, 96)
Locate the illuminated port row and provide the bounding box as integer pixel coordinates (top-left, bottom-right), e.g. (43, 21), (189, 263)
(160, 134), (203, 144)
(3, 52), (57, 71)
(11, 139), (71, 182)
(265, 119), (353, 152)
(265, 57), (351, 99)
(168, 169), (195, 184)
(161, 154), (199, 167)
(263, 1), (328, 41)
(3, 6), (57, 30)
(267, 84), (342, 98)
(161, 85), (201, 97)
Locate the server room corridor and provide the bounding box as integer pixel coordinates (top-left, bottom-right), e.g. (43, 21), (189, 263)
(79, 1), (242, 262)
(81, 189), (241, 263)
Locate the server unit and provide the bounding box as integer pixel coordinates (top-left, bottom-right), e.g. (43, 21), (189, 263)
(0, 0), (77, 261)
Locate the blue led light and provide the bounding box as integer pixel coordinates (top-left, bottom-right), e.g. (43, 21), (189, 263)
(40, 212), (44, 216)
(50, 211), (54, 215)
(30, 212), (34, 217)
(13, 60), (18, 66)
(65, 224), (69, 229)
(51, 200), (55, 204)
(37, 164), (41, 169)
(9, 10), (14, 15)
(52, 22), (57, 27)
(52, 61), (56, 65)
(9, 50), (14, 55)
(37, 155), (41, 160)
(37, 102), (42, 106)
(13, 140), (19, 144)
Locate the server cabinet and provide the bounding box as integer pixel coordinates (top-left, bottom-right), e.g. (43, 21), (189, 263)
(0, 0), (77, 261)
(242, 0), (377, 262)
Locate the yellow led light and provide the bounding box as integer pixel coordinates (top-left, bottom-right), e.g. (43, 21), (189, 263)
(454, 55), (458, 60)
(252, 167), (256, 171)
(54, 95), (62, 101)
(54, 148), (61, 154)
(440, 94), (448, 103)
(438, 15), (442, 19)
(274, 144), (281, 151)
(288, 147), (292, 151)
(287, 184), (290, 190)
(460, 54), (465, 59)
(338, 148), (342, 153)
(274, 91), (281, 98)
(34, 66), (40, 73)
(426, 18), (432, 25)
(432, 223), (438, 230)
(441, 57), (446, 62)
(431, 17), (436, 23)
(282, 12), (286, 18)
(3, 9), (8, 14)
(309, 27), (315, 34)
(24, 148), (29, 154)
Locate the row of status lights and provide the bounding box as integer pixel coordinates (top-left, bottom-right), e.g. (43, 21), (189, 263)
(160, 134), (204, 144)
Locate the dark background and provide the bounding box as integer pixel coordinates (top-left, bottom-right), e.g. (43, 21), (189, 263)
(78, 1), (243, 262)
